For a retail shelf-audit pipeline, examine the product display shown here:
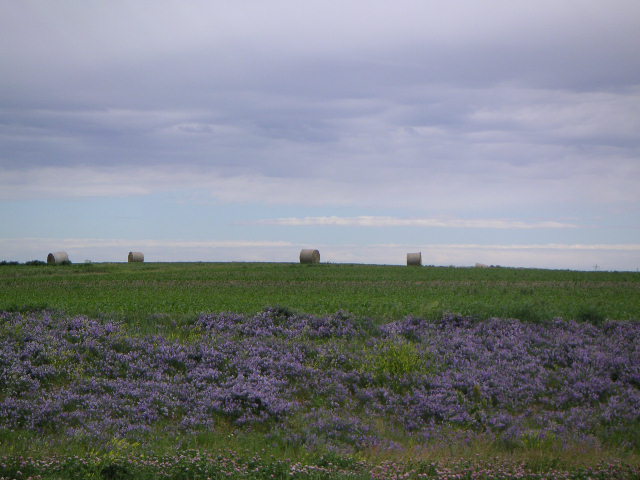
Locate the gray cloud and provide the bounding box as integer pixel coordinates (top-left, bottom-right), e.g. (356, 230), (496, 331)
(5, 1), (640, 88)
(1, 1), (639, 224)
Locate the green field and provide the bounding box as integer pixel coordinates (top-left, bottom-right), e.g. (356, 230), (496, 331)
(1, 262), (639, 334)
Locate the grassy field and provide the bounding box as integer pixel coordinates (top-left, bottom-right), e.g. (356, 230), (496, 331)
(1, 262), (639, 334)
(1, 262), (640, 479)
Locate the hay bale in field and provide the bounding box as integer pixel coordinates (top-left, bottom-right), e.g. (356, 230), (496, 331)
(406, 252), (422, 266)
(475, 263), (489, 268)
(128, 251), (144, 263)
(47, 251), (69, 265)
(300, 249), (320, 264)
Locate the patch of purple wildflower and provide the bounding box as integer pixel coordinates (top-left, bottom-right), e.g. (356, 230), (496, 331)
(196, 307), (361, 339)
(1, 310), (639, 451)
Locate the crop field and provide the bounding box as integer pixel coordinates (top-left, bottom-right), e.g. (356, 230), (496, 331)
(1, 262), (639, 332)
(1, 262), (640, 479)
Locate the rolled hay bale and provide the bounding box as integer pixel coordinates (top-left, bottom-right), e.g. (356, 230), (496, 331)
(128, 251), (144, 263)
(406, 252), (422, 266)
(299, 249), (320, 264)
(47, 251), (69, 265)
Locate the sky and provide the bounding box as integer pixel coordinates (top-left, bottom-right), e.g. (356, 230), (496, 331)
(1, 0), (639, 270)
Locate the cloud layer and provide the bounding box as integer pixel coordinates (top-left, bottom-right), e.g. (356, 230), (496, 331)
(1, 1), (639, 269)
(255, 216), (577, 229)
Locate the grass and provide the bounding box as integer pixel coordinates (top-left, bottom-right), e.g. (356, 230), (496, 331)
(1, 435), (638, 479)
(1, 262), (638, 335)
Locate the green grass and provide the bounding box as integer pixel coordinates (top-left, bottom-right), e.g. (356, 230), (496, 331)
(1, 262), (638, 334)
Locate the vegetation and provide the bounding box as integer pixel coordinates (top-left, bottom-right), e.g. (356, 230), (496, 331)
(0, 262), (638, 336)
(1, 262), (639, 478)
(1, 450), (639, 479)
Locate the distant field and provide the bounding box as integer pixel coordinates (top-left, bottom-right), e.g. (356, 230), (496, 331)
(1, 262), (638, 333)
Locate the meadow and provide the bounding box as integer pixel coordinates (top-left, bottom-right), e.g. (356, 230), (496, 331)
(1, 262), (639, 479)
(1, 262), (638, 333)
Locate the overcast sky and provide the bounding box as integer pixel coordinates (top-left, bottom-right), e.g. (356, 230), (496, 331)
(1, 0), (639, 270)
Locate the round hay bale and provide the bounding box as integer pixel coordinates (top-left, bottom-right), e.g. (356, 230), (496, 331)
(299, 249), (320, 264)
(47, 251), (69, 265)
(128, 251), (144, 263)
(406, 252), (422, 266)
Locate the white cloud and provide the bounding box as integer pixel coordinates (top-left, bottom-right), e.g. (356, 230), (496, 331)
(2, 157), (637, 215)
(254, 216), (577, 229)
